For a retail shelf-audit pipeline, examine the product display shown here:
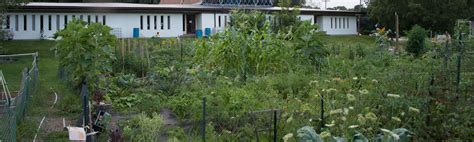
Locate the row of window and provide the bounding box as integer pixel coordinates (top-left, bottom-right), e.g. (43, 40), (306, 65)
(140, 15), (171, 30)
(5, 14), (106, 32)
(330, 17), (350, 29)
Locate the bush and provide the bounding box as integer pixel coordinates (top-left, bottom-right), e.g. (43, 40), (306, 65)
(55, 19), (117, 89)
(406, 25), (427, 57)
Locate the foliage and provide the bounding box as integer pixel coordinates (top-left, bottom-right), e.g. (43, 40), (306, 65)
(406, 25), (427, 57)
(272, 0), (301, 33)
(195, 11), (297, 78)
(368, 0), (474, 33)
(122, 112), (164, 141)
(55, 19), (117, 89)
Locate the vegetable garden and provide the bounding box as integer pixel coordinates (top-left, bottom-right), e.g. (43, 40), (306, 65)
(1, 9), (473, 142)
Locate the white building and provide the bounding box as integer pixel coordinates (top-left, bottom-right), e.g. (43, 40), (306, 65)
(4, 2), (364, 40)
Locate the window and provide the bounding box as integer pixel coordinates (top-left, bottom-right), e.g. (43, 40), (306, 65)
(339, 17), (341, 29)
(48, 15), (52, 31)
(343, 18), (345, 29)
(167, 16), (170, 29)
(218, 16), (221, 27)
(102, 15), (106, 25)
(56, 15), (60, 30)
(182, 15), (185, 31)
(23, 15), (27, 31)
(64, 15), (68, 28)
(40, 15), (44, 31)
(6, 15), (10, 29)
(95, 15), (98, 23)
(224, 16), (227, 27)
(154, 16), (157, 30)
(147, 15), (150, 30)
(140, 15), (143, 30)
(347, 18), (349, 28)
(80, 15), (83, 21)
(330, 17), (333, 29)
(87, 15), (91, 24)
(32, 15), (36, 31)
(160, 16), (164, 29)
(15, 15), (18, 31)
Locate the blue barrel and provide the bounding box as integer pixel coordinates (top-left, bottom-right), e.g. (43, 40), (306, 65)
(205, 28), (211, 37)
(196, 29), (203, 38)
(133, 28), (140, 38)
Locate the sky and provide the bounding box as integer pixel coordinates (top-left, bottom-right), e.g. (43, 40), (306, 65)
(306, 0), (365, 9)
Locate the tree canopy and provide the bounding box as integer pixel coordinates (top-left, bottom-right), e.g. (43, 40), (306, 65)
(368, 0), (474, 33)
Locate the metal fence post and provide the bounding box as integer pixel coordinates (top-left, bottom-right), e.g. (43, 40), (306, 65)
(319, 94), (324, 132)
(273, 110), (277, 142)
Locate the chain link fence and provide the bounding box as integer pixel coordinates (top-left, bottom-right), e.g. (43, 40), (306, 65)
(0, 52), (38, 142)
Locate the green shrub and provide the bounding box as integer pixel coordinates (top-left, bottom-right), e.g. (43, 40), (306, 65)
(406, 25), (427, 57)
(55, 19), (117, 89)
(122, 112), (164, 141)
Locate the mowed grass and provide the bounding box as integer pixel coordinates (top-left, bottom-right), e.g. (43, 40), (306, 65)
(1, 40), (80, 141)
(321, 35), (376, 48)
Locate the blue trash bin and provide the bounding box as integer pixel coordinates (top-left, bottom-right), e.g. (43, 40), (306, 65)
(133, 28), (140, 38)
(205, 28), (211, 37)
(196, 29), (203, 38)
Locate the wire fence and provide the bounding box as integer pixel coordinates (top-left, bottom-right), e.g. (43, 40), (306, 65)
(0, 52), (39, 142)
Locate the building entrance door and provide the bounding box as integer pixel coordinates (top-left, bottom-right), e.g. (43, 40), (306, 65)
(186, 15), (196, 34)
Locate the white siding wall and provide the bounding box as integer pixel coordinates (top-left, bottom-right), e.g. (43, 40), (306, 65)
(298, 15), (314, 23)
(318, 16), (357, 35)
(6, 12), (185, 39)
(4, 12), (359, 39)
(199, 13), (215, 30)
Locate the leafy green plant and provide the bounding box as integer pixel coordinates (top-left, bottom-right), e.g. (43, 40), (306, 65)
(406, 25), (427, 57)
(122, 112), (164, 141)
(55, 19), (117, 89)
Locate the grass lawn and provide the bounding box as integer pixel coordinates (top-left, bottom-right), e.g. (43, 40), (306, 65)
(1, 40), (80, 141)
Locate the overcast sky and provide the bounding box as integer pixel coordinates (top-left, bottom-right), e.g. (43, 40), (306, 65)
(306, 0), (365, 9)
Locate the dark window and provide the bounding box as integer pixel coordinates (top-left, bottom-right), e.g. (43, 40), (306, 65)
(56, 15), (60, 30)
(64, 15), (68, 28)
(95, 15), (98, 23)
(154, 16), (157, 30)
(343, 18), (345, 29)
(347, 18), (349, 28)
(102, 15), (106, 25)
(40, 15), (44, 31)
(330, 17), (333, 29)
(80, 15), (83, 20)
(23, 15), (27, 31)
(160, 16), (164, 29)
(87, 15), (91, 24)
(48, 15), (52, 31)
(224, 16), (227, 27)
(182, 15), (185, 31)
(339, 17), (341, 29)
(218, 16), (221, 27)
(6, 15), (10, 29)
(147, 15), (150, 30)
(15, 15), (18, 31)
(32, 15), (36, 31)
(140, 15), (143, 30)
(167, 16), (170, 29)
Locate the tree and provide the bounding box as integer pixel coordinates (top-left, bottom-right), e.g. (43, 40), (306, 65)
(368, 0), (474, 34)
(406, 25), (427, 57)
(333, 6), (347, 10)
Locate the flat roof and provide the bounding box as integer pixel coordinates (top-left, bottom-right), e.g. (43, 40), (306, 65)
(9, 2), (365, 15)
